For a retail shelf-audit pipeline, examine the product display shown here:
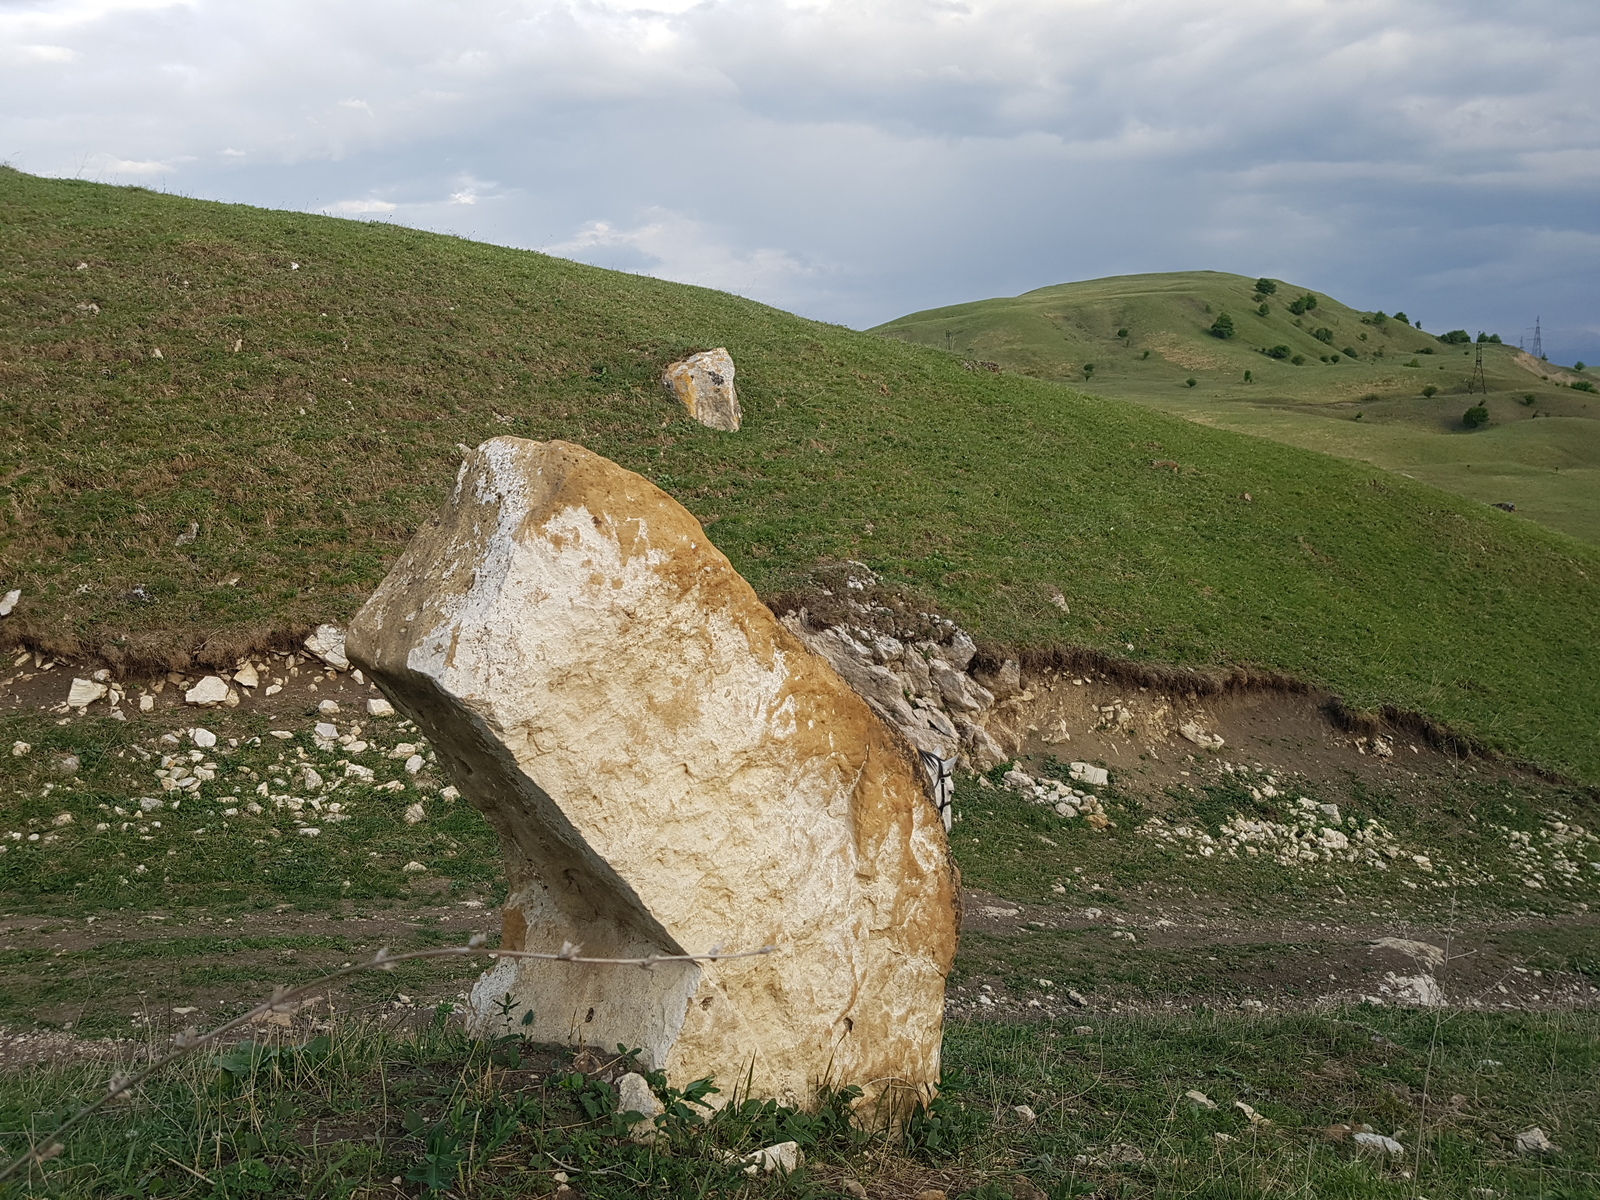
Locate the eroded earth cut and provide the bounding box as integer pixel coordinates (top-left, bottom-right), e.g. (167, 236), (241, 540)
(346, 437), (957, 1113)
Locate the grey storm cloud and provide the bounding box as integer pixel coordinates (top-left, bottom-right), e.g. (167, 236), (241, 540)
(3, 0), (1598, 358)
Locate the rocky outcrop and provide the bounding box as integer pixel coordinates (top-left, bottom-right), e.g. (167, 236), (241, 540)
(346, 438), (956, 1115)
(662, 348), (741, 431)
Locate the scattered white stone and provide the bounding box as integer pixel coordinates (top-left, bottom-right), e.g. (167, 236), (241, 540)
(401, 860), (427, 873)
(191, 728), (217, 749)
(233, 663), (259, 689)
(1514, 1127), (1559, 1155)
(366, 697), (395, 717)
(1012, 1104), (1037, 1123)
(318, 699), (340, 714)
(52, 812), (73, 826)
(302, 767), (323, 790)
(440, 786), (460, 802)
(1069, 762), (1109, 787)
(304, 624), (350, 671)
(139, 694), (154, 712)
(270, 730), (294, 740)
(734, 1142), (803, 1175)
(0, 588), (19, 617)
(67, 678), (109, 708)
(10, 741), (30, 757)
(1234, 1101), (1270, 1126)
(403, 802), (426, 825)
(1352, 1132), (1404, 1155)
(185, 676), (230, 706)
(404, 754), (424, 775)
(344, 763), (374, 781)
(616, 1072), (665, 1143)
(314, 722), (339, 740)
(1185, 1090), (1216, 1109)
(1178, 721), (1224, 751)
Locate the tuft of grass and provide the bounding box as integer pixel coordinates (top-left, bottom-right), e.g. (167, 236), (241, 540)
(2, 170), (1600, 780)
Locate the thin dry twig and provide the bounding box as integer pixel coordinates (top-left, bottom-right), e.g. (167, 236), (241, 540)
(0, 938), (774, 1183)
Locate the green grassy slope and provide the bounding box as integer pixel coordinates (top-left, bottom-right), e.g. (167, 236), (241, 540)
(3, 171), (1599, 779)
(873, 271), (1600, 544)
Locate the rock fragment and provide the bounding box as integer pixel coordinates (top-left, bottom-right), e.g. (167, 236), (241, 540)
(616, 1072), (664, 1144)
(0, 588), (19, 617)
(347, 437), (956, 1114)
(662, 348), (741, 431)
(304, 624), (350, 671)
(184, 676), (229, 706)
(366, 697), (395, 717)
(67, 678), (108, 708)
(1514, 1127), (1559, 1154)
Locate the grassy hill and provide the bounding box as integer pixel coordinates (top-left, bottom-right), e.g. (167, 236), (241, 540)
(3, 171), (1599, 779)
(873, 271), (1600, 545)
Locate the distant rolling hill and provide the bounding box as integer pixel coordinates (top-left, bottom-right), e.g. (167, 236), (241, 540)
(874, 271), (1600, 545)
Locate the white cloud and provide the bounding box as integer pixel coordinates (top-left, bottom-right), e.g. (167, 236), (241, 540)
(0, 0), (1594, 338)
(544, 208), (822, 296)
(325, 198), (398, 214)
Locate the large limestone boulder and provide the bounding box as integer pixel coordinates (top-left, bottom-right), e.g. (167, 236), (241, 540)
(662, 348), (741, 431)
(346, 438), (956, 1115)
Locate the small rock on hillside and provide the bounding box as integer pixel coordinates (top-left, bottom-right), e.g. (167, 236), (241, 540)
(662, 348), (741, 431)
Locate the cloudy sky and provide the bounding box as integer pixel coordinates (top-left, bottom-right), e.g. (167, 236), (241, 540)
(4, 0), (1598, 361)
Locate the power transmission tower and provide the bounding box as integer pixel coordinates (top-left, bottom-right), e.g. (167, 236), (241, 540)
(1469, 338), (1487, 394)
(1532, 316), (1543, 360)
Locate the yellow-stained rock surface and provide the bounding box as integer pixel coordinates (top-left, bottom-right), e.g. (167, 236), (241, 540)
(662, 347), (742, 431)
(346, 437), (956, 1114)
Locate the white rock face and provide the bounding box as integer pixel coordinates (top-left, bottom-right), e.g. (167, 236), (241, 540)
(304, 624), (350, 671)
(662, 348), (741, 431)
(0, 588), (19, 617)
(184, 676), (230, 705)
(347, 438), (956, 1115)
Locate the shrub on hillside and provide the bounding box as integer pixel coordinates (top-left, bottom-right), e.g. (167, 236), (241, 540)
(1290, 354), (1306, 366)
(1393, 311), (1409, 324)
(1575, 361), (1586, 372)
(1523, 393), (1536, 405)
(1255, 278), (1277, 295)
(1209, 313), (1236, 339)
(1573, 380), (1597, 394)
(1438, 330), (1472, 345)
(1312, 327), (1334, 344)
(1265, 344), (1291, 359)
(1257, 302), (1270, 316)
(1343, 347), (1359, 358)
(1186, 378), (1198, 387)
(1476, 332), (1502, 344)
(1462, 405), (1489, 428)
(1422, 385), (1438, 397)
(1116, 327), (1129, 339)
(1287, 293), (1318, 315)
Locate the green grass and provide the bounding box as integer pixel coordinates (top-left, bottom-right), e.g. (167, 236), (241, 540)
(4, 1008), (1594, 1198)
(4, 172), (1600, 782)
(873, 270), (1600, 545)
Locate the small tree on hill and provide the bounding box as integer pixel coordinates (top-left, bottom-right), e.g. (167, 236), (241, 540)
(1421, 385), (1438, 397)
(1462, 405), (1489, 428)
(1255, 278), (1277, 295)
(1209, 313), (1235, 339)
(1186, 377), (1198, 387)
(1393, 311), (1409, 325)
(1312, 327), (1334, 344)
(1256, 302), (1270, 317)
(1117, 327), (1129, 339)
(1437, 329), (1471, 345)
(1287, 293), (1318, 316)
